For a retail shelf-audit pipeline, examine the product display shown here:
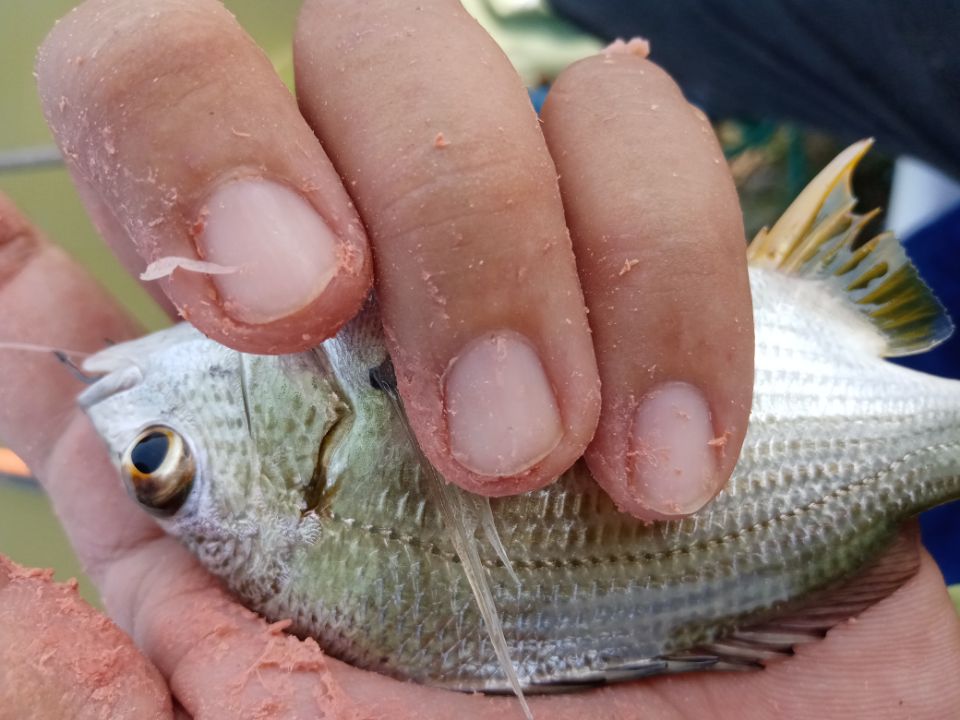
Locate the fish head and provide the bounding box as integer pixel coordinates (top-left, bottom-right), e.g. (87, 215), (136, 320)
(77, 322), (353, 591)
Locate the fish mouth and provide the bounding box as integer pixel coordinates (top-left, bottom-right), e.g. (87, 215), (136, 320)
(77, 364), (144, 410)
(76, 324), (204, 410)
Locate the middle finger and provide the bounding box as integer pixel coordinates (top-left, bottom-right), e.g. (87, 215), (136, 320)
(295, 0), (601, 495)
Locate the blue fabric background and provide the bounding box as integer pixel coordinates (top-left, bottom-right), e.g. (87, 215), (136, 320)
(897, 203), (960, 583)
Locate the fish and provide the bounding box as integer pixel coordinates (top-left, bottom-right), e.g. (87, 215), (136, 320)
(79, 140), (960, 697)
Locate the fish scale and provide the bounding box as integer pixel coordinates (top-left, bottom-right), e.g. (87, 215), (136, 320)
(266, 297), (960, 689)
(80, 142), (960, 696)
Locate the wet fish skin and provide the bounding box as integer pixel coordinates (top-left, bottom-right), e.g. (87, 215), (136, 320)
(79, 142), (960, 692)
(80, 262), (960, 692)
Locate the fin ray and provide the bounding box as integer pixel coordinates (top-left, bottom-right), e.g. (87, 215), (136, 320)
(371, 359), (532, 719)
(681, 528), (920, 669)
(747, 139), (953, 356)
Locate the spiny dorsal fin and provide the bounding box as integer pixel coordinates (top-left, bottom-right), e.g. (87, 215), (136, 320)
(679, 528), (921, 670)
(748, 139), (953, 356)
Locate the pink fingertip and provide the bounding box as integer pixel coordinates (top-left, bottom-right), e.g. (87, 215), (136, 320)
(627, 381), (719, 517)
(444, 330), (562, 478)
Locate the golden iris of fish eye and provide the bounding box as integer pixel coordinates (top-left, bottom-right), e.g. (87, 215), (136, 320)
(120, 426), (195, 516)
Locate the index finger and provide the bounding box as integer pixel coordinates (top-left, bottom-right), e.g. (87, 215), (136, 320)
(295, 0), (601, 495)
(36, 0), (372, 354)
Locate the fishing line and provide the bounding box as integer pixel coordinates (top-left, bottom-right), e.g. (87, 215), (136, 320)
(0, 342), (91, 358)
(0, 343), (100, 384)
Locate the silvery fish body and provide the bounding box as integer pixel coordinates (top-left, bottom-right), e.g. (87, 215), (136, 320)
(81, 144), (960, 692)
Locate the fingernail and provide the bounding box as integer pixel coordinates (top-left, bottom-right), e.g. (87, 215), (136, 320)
(199, 179), (339, 324)
(444, 331), (562, 477)
(628, 382), (718, 516)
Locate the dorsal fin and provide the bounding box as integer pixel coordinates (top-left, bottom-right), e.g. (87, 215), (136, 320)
(747, 140), (953, 356)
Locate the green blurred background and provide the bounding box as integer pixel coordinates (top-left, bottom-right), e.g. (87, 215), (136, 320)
(0, 0), (305, 605)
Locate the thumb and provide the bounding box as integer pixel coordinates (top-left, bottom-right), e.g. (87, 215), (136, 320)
(0, 555), (172, 720)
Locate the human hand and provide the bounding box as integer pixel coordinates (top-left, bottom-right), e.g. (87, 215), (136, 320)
(5, 0), (958, 718)
(0, 254), (957, 718)
(1, 194), (959, 717)
(30, 0), (755, 520)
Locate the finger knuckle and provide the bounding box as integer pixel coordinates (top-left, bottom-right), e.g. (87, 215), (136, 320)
(374, 139), (549, 249)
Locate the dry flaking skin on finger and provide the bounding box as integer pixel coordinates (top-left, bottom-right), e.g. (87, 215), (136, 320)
(36, 0), (372, 354)
(0, 556), (172, 720)
(293, 0), (601, 495)
(127, 566), (360, 720)
(602, 37), (651, 59)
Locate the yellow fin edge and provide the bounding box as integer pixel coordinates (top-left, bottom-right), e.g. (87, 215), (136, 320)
(747, 140), (954, 357)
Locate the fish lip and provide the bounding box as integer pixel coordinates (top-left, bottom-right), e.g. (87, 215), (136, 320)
(77, 365), (144, 410)
(77, 324), (202, 410)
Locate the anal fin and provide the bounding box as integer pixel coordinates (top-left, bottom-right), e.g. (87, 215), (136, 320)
(488, 531), (920, 694)
(675, 527), (921, 671)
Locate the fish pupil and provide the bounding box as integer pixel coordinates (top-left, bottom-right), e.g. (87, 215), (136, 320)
(132, 432), (169, 474)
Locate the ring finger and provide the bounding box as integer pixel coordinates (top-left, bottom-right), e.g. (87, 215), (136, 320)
(541, 47), (754, 519)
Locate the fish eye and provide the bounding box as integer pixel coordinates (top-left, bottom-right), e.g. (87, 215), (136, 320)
(121, 426), (195, 517)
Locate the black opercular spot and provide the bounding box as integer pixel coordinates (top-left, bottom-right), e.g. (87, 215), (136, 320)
(131, 432), (169, 474)
(368, 358), (398, 392)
